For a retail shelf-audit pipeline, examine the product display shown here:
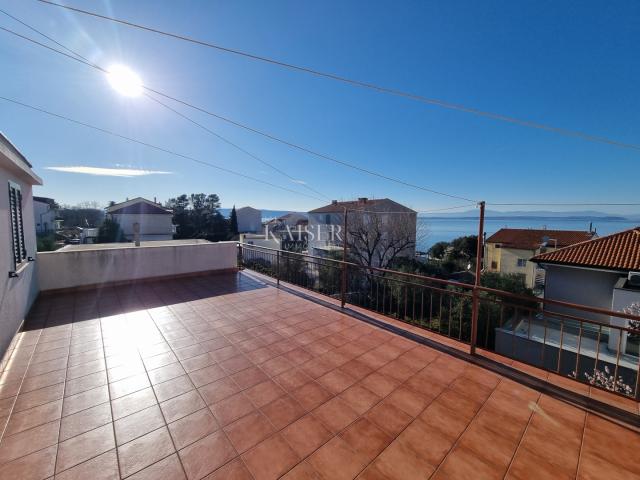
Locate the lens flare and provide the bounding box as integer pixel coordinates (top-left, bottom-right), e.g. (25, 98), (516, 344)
(107, 64), (143, 97)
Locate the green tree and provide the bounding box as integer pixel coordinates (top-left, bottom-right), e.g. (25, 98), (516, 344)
(97, 217), (124, 243)
(428, 241), (449, 259)
(229, 205), (239, 236)
(165, 193), (229, 241)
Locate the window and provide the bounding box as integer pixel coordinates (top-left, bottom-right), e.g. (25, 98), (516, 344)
(491, 261), (498, 269)
(517, 258), (527, 267)
(8, 182), (27, 270)
(325, 214), (331, 225)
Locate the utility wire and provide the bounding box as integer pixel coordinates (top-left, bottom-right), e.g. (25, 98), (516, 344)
(0, 10), (329, 200)
(0, 95), (324, 200)
(487, 203), (640, 207)
(36, 0), (640, 153)
(0, 23), (477, 203)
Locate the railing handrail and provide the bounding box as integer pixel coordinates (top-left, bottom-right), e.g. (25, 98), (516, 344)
(238, 243), (640, 326)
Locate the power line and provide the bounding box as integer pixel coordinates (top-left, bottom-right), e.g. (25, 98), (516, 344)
(0, 95), (325, 201)
(488, 203), (640, 207)
(0, 10), (329, 200)
(0, 24), (477, 203)
(36, 0), (640, 153)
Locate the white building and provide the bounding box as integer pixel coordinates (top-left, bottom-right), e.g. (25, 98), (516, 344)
(236, 206), (262, 233)
(0, 133), (41, 361)
(308, 198), (417, 266)
(33, 196), (58, 234)
(107, 197), (174, 241)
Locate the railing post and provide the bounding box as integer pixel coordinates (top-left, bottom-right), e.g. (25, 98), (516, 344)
(470, 201), (485, 355)
(341, 263), (347, 308)
(276, 249), (280, 286)
(341, 207), (348, 308)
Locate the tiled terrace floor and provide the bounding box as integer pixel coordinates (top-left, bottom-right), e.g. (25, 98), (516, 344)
(0, 272), (638, 480)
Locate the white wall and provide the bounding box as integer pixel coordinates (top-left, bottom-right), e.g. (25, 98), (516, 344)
(37, 241), (238, 291)
(543, 264), (622, 323)
(111, 213), (174, 241)
(0, 171), (39, 359)
(34, 201), (56, 234)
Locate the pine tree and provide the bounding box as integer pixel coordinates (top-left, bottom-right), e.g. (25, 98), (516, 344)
(230, 205), (239, 235)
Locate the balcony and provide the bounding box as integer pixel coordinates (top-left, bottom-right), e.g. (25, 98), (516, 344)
(0, 243), (638, 479)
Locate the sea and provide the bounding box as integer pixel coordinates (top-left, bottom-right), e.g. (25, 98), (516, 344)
(417, 217), (639, 251)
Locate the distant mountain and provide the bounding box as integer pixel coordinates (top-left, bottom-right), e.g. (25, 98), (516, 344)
(421, 209), (632, 221)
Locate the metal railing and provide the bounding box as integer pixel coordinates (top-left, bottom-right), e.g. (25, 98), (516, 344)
(239, 244), (640, 400)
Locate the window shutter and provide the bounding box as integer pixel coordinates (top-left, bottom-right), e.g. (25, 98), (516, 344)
(8, 183), (27, 269)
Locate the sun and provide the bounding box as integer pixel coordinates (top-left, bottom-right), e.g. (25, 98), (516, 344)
(107, 64), (143, 97)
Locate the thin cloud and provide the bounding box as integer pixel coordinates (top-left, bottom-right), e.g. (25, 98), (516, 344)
(46, 166), (172, 177)
(291, 179), (307, 185)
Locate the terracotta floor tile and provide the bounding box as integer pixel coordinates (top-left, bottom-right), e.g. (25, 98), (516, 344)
(0, 419), (59, 464)
(224, 410), (275, 453)
(21, 370), (66, 394)
(457, 421), (519, 469)
(111, 387), (158, 420)
(198, 377), (240, 405)
(358, 372), (400, 398)
(356, 463), (391, 480)
(316, 369), (356, 395)
(575, 447), (638, 480)
(275, 368), (313, 392)
(372, 438), (435, 480)
(202, 457), (253, 480)
(148, 363), (187, 386)
(282, 414), (333, 459)
(434, 445), (505, 480)
(128, 453), (186, 480)
(160, 390), (206, 423)
(339, 384), (381, 415)
(281, 461), (323, 480)
(313, 396), (358, 434)
(3, 398), (62, 437)
(396, 418), (454, 467)
(260, 395), (306, 430)
(219, 354), (254, 375)
(365, 401), (412, 437)
(243, 433), (300, 480)
(109, 373), (151, 399)
(178, 430), (236, 480)
(0, 444), (56, 479)
(13, 383), (65, 413)
(231, 366), (269, 390)
(308, 436), (368, 480)
(168, 407), (220, 449)
(55, 449), (119, 480)
(114, 404), (166, 446)
(210, 392), (255, 426)
(434, 388), (483, 421)
(56, 423), (115, 473)
(339, 359), (374, 381)
(180, 353), (216, 374)
(244, 379), (286, 408)
(188, 364), (227, 388)
(291, 382), (332, 411)
(118, 426), (175, 477)
(339, 417), (391, 462)
(261, 355), (295, 377)
(154, 375), (195, 403)
(385, 385), (431, 417)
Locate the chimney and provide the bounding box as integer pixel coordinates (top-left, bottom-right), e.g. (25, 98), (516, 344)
(154, 196), (157, 203)
(331, 200), (338, 205)
(357, 197), (368, 204)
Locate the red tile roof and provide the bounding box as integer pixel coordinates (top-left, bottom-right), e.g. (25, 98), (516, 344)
(485, 228), (595, 250)
(531, 227), (640, 271)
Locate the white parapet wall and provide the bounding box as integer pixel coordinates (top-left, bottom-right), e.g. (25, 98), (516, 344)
(37, 240), (238, 291)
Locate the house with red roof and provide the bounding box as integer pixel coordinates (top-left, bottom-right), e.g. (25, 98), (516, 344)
(531, 227), (640, 355)
(485, 228), (596, 288)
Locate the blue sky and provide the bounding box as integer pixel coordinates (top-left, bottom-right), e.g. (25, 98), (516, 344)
(0, 0), (638, 213)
